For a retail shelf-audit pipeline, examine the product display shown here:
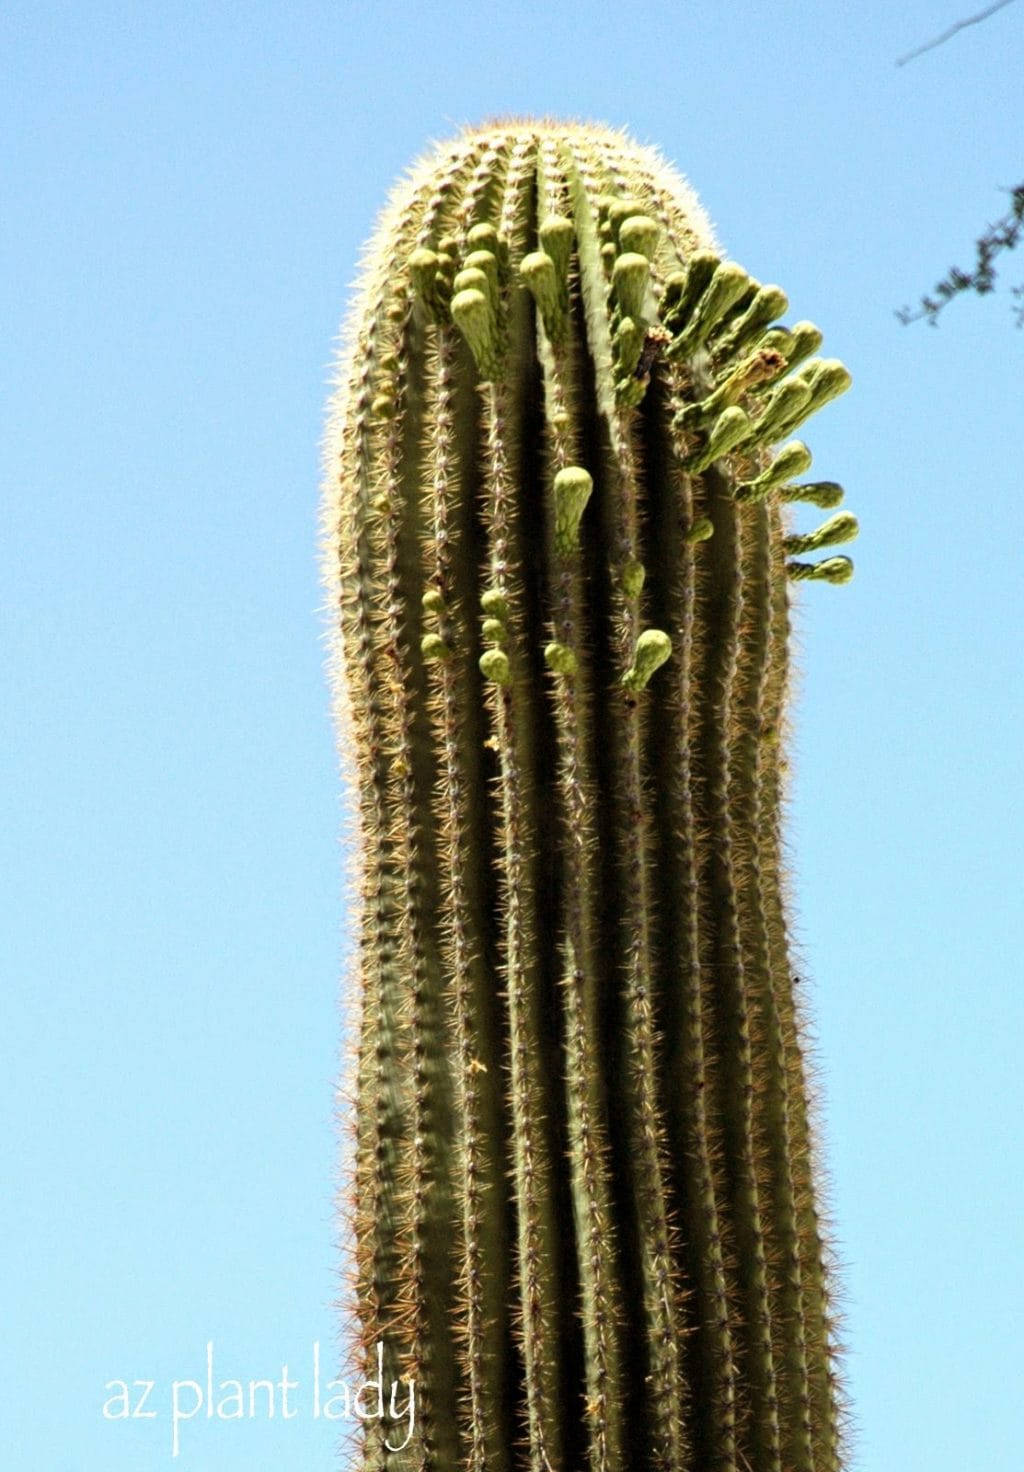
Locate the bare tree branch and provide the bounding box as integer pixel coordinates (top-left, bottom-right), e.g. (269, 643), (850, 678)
(897, 184), (1024, 325)
(896, 0), (1017, 66)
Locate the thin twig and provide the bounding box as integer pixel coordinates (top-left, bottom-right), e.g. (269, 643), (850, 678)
(896, 0), (1017, 66)
(896, 183), (1024, 325)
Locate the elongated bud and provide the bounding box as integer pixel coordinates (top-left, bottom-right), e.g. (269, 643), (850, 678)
(467, 220), (504, 266)
(785, 320), (824, 370)
(661, 249), (719, 330)
(539, 214), (574, 279)
(464, 248), (500, 296)
(669, 260), (752, 357)
(685, 405), (752, 472)
(451, 287), (500, 379)
(618, 214), (661, 260)
(613, 315), (645, 379)
(753, 377), (814, 444)
(759, 325), (795, 359)
(409, 246), (445, 318)
(553, 465), (593, 556)
(521, 250), (564, 340)
(621, 558), (646, 598)
(607, 197), (642, 241)
(623, 628), (673, 690)
(801, 358), (853, 411)
(736, 440), (813, 501)
(454, 265), (491, 298)
(686, 516), (715, 544)
(787, 554), (855, 583)
(780, 480), (845, 508)
(768, 359), (852, 440)
(613, 252), (651, 321)
(714, 284), (789, 359)
(466, 221), (498, 250)
(784, 511), (859, 555)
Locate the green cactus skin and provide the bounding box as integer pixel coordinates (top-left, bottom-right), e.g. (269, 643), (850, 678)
(323, 120), (854, 1472)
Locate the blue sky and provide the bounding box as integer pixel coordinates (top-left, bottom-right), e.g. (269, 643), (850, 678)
(3, 3), (1022, 1469)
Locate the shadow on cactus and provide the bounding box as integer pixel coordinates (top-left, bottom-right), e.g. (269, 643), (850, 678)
(322, 119), (856, 1472)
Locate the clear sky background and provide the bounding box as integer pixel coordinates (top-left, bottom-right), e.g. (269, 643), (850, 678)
(3, 3), (1022, 1469)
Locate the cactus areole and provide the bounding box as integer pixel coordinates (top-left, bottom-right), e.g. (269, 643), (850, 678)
(323, 120), (854, 1472)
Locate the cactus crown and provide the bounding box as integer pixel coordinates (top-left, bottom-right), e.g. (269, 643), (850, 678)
(324, 119), (852, 1472)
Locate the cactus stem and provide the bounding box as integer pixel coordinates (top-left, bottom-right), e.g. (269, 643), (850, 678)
(326, 120), (853, 1472)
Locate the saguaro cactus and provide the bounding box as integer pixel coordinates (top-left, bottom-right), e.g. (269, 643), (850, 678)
(323, 119), (855, 1472)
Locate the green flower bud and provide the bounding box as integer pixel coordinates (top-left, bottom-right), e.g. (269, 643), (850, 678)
(621, 558), (646, 599)
(538, 215), (574, 280)
(622, 628), (672, 690)
(453, 265), (491, 299)
(420, 633), (450, 661)
(612, 252), (651, 322)
(613, 315), (645, 379)
(479, 648), (512, 685)
(669, 260), (752, 357)
(463, 248), (500, 296)
(765, 359), (851, 441)
(661, 251), (719, 331)
(520, 250), (564, 340)
(783, 511), (859, 556)
(753, 377), (814, 444)
(618, 214), (661, 260)
(779, 480), (845, 509)
(544, 641), (578, 676)
(607, 198), (642, 241)
(758, 326), (795, 360)
(735, 440), (813, 501)
(685, 405), (752, 472)
(553, 465), (593, 556)
(481, 617), (506, 644)
(480, 588), (508, 620)
(787, 555), (855, 584)
(408, 246), (439, 300)
(451, 287), (500, 379)
(685, 516), (715, 544)
(802, 358), (853, 412)
(466, 221), (500, 254)
(713, 284), (789, 359)
(785, 321), (824, 370)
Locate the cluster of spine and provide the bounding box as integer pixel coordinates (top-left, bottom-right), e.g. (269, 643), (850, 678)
(324, 120), (854, 1472)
